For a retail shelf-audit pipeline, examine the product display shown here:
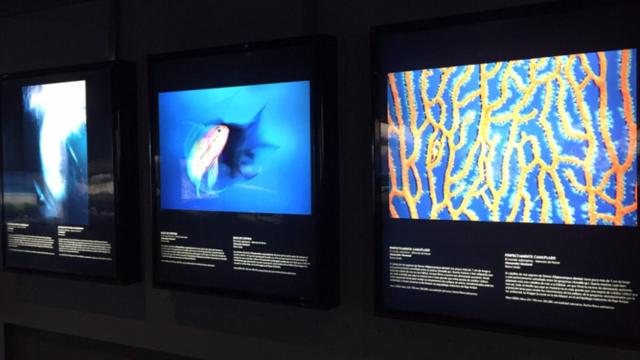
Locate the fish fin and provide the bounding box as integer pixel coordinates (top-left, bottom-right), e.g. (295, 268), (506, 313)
(239, 105), (278, 154)
(219, 104), (277, 182)
(246, 105), (267, 129)
(207, 158), (219, 191)
(183, 123), (206, 157)
(210, 163), (233, 190)
(243, 105), (266, 143)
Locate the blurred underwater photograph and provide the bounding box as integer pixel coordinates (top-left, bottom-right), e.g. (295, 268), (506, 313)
(3, 80), (89, 225)
(159, 80), (312, 215)
(387, 49), (637, 226)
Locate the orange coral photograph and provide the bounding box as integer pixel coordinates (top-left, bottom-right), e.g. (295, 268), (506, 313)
(387, 49), (637, 226)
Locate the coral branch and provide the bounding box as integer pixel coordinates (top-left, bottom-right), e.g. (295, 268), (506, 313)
(386, 49), (637, 226)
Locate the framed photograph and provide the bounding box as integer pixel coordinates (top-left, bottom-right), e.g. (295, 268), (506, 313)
(1, 61), (139, 283)
(372, 0), (639, 347)
(149, 36), (339, 307)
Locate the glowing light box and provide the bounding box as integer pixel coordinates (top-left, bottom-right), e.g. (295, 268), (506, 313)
(158, 81), (312, 215)
(374, 2), (639, 347)
(1, 62), (139, 282)
(16, 80), (89, 225)
(150, 36), (338, 307)
(386, 49), (637, 226)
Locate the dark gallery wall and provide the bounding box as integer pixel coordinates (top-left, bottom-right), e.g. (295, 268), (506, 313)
(0, 0), (638, 359)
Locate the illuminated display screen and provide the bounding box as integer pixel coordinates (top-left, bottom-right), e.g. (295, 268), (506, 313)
(158, 81), (312, 215)
(150, 37), (338, 306)
(4, 81), (89, 225)
(387, 49), (637, 226)
(1, 62), (139, 281)
(375, 2), (639, 346)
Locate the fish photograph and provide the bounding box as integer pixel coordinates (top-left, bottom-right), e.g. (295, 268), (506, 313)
(158, 80), (312, 215)
(387, 49), (637, 226)
(3, 80), (89, 225)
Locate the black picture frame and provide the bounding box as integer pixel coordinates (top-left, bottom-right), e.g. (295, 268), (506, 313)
(372, 0), (640, 349)
(148, 35), (339, 308)
(0, 61), (140, 285)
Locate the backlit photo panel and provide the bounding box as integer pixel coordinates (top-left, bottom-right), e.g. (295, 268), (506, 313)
(387, 49), (637, 226)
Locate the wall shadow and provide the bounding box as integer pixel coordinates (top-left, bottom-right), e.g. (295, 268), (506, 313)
(171, 291), (358, 349)
(15, 275), (146, 320)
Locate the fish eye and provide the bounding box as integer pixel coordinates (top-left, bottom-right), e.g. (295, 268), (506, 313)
(217, 128), (221, 132)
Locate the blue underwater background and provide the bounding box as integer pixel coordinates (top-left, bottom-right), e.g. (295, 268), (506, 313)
(159, 80), (312, 215)
(387, 49), (637, 226)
